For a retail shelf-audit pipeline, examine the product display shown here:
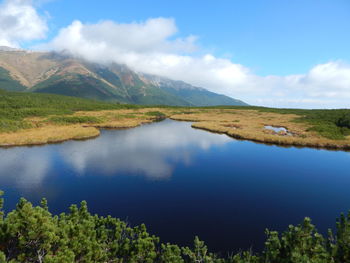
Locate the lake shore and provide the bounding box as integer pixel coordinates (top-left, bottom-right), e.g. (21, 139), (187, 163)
(1, 108), (350, 150)
(170, 109), (350, 151)
(0, 109), (160, 147)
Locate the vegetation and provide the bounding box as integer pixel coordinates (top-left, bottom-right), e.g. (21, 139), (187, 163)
(31, 74), (129, 103)
(0, 68), (26, 92)
(258, 107), (350, 140)
(48, 115), (103, 125)
(1, 192), (350, 262)
(0, 90), (137, 132)
(0, 90), (349, 149)
(203, 106), (350, 140)
(0, 50), (245, 107)
(145, 111), (167, 120)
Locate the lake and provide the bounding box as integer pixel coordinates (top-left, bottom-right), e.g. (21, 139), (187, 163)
(0, 119), (349, 253)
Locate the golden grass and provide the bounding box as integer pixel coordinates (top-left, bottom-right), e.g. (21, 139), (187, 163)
(0, 108), (172, 147)
(2, 108), (350, 150)
(0, 125), (100, 147)
(170, 109), (350, 150)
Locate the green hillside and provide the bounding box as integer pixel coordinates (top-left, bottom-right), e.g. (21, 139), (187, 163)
(161, 86), (248, 106)
(0, 89), (135, 132)
(0, 67), (26, 92)
(30, 74), (129, 102)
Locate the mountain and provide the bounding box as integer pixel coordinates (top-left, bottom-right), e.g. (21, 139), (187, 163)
(0, 48), (248, 106)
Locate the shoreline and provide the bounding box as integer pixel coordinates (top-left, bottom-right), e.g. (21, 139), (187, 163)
(1, 108), (350, 151)
(1, 118), (349, 152)
(0, 119), (157, 148)
(169, 109), (350, 151)
(190, 123), (350, 152)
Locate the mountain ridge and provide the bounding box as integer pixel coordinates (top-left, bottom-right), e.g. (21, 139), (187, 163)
(0, 49), (248, 106)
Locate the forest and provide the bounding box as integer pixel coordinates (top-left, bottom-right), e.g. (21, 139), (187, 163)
(1, 191), (350, 263)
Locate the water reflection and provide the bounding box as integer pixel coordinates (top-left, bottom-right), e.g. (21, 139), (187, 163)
(1, 119), (350, 253)
(0, 147), (51, 189)
(0, 120), (231, 189)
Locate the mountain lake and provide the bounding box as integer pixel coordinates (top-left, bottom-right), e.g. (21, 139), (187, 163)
(0, 119), (349, 253)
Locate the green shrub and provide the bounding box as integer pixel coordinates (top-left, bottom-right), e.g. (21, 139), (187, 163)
(48, 116), (103, 124)
(145, 111), (166, 117)
(1, 191), (350, 262)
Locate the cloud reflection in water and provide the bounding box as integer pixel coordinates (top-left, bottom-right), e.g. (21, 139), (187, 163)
(59, 120), (232, 178)
(0, 120), (232, 189)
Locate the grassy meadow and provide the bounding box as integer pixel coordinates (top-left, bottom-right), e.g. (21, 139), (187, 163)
(0, 89), (349, 149)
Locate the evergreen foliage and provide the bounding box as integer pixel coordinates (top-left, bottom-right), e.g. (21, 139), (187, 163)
(1, 192), (350, 263)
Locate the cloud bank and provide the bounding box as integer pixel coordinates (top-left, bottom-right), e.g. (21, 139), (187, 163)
(0, 0), (47, 47)
(41, 18), (350, 108)
(1, 0), (349, 108)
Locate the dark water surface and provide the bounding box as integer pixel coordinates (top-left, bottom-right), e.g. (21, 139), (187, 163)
(0, 119), (349, 253)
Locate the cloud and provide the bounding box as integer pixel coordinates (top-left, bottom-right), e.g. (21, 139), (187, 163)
(0, 0), (48, 47)
(40, 17), (350, 108)
(252, 61), (350, 108)
(1, 0), (348, 108)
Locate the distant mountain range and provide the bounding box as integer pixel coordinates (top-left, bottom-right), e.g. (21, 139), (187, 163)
(0, 47), (247, 106)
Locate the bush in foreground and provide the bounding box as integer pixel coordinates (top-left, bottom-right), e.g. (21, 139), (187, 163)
(1, 191), (350, 262)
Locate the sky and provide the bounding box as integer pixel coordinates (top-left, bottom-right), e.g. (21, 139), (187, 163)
(0, 0), (349, 108)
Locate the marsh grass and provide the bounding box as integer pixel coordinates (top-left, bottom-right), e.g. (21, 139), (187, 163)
(170, 109), (350, 150)
(0, 119), (32, 132)
(0, 90), (138, 128)
(0, 125), (100, 146)
(145, 111), (166, 117)
(48, 115), (104, 124)
(1, 90), (350, 149)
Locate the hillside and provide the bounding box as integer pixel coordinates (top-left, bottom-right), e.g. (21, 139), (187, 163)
(0, 49), (247, 106)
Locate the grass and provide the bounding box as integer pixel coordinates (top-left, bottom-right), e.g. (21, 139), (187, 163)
(198, 105), (350, 140)
(0, 90), (174, 146)
(0, 119), (32, 132)
(145, 111), (166, 119)
(0, 89), (349, 149)
(257, 107), (350, 140)
(170, 108), (350, 150)
(0, 90), (138, 132)
(48, 115), (103, 124)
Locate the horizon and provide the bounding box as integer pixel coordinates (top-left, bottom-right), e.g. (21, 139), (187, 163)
(0, 0), (349, 108)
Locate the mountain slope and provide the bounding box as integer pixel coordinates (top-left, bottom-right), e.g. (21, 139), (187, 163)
(0, 67), (26, 92)
(145, 76), (247, 106)
(0, 49), (248, 106)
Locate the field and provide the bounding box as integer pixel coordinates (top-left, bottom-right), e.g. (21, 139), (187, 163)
(170, 107), (350, 150)
(0, 90), (349, 149)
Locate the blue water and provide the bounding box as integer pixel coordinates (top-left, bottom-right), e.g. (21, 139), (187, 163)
(0, 119), (349, 253)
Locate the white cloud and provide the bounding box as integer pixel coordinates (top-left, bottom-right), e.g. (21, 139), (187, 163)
(0, 0), (347, 108)
(252, 61), (350, 108)
(40, 17), (350, 108)
(0, 0), (48, 47)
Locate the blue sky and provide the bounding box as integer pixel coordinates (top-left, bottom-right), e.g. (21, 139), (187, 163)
(0, 0), (349, 108)
(40, 0), (350, 76)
